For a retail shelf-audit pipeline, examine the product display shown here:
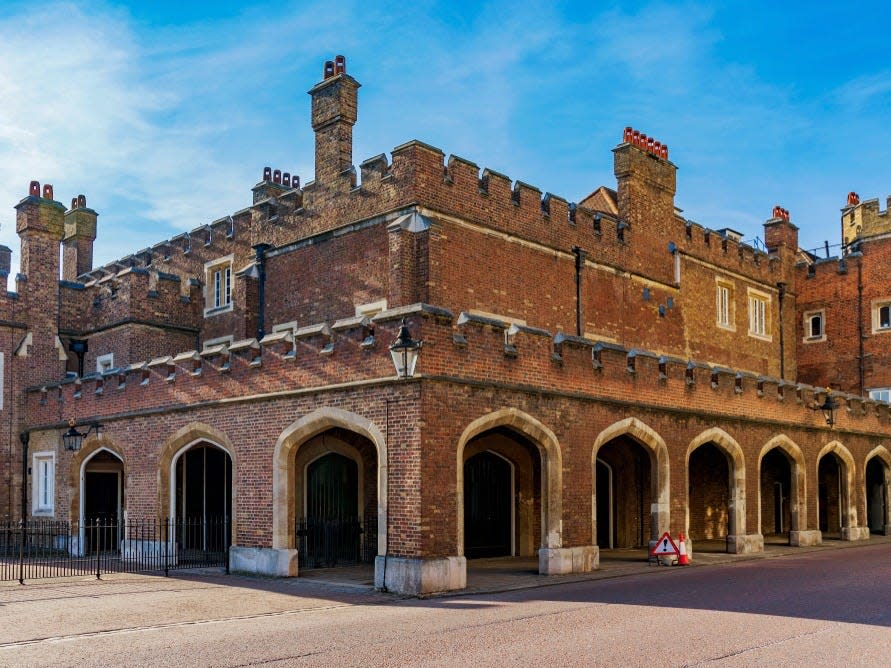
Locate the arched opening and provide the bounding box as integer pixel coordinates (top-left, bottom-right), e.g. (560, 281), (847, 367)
(596, 436), (654, 549)
(687, 443), (731, 549)
(462, 429), (536, 558)
(818, 453), (843, 538)
(865, 456), (889, 535)
(464, 451), (515, 557)
(172, 442), (232, 556)
(294, 428), (377, 569)
(760, 448), (793, 544)
(82, 449), (124, 553)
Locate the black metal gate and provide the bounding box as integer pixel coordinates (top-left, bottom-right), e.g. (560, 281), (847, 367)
(464, 451), (512, 558)
(297, 453), (375, 568)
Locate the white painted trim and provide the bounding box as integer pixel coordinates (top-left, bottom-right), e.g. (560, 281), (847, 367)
(96, 352), (115, 374)
(32, 451), (55, 516)
(596, 457), (614, 549)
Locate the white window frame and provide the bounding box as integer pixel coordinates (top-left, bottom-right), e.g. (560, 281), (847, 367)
(204, 255), (234, 317)
(715, 280), (734, 330)
(871, 300), (891, 334)
(96, 352), (115, 374)
(869, 388), (891, 403)
(802, 310), (826, 343)
(32, 451), (55, 515)
(747, 288), (772, 341)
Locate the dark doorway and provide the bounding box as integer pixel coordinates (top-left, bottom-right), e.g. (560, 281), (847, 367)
(84, 470), (120, 552)
(866, 458), (887, 535)
(307, 453), (359, 519)
(299, 452), (368, 568)
(174, 445), (232, 553)
(464, 451), (513, 558)
(760, 449), (792, 542)
(818, 454), (841, 536)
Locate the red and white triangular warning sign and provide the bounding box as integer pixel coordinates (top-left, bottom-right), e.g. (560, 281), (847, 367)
(651, 531), (679, 556)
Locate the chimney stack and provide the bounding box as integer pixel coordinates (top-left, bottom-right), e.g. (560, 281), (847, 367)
(62, 194), (98, 280)
(308, 55), (360, 186)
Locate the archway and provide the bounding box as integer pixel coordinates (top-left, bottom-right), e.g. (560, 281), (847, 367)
(294, 429), (377, 568)
(816, 442), (855, 540)
(757, 435), (807, 545)
(272, 407), (387, 571)
(592, 418), (669, 550)
(171, 442), (232, 555)
(456, 408), (563, 567)
(865, 449), (891, 535)
(82, 448), (124, 553)
(685, 429), (746, 553)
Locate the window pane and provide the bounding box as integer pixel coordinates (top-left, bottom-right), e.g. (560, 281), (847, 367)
(881, 306), (890, 329)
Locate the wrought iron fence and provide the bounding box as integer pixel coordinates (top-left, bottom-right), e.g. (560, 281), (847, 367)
(0, 517), (230, 583)
(295, 516), (377, 568)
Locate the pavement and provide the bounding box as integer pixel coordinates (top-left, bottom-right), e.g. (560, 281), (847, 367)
(295, 533), (891, 598)
(1, 536), (889, 666)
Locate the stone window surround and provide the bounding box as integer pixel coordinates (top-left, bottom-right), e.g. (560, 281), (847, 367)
(32, 451), (55, 516)
(204, 254), (234, 317)
(746, 287), (772, 341)
(802, 309), (826, 343)
(715, 278), (735, 331)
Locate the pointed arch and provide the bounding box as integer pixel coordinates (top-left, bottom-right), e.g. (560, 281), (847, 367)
(591, 417), (670, 543)
(758, 434), (806, 534)
(157, 422), (237, 540)
(685, 427), (746, 537)
(68, 437), (125, 526)
(457, 407), (563, 553)
(817, 440), (857, 530)
(272, 407), (387, 554)
(864, 446), (891, 534)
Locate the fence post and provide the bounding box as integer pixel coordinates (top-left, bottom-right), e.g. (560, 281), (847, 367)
(18, 519), (25, 585)
(164, 517), (169, 577)
(94, 518), (101, 580)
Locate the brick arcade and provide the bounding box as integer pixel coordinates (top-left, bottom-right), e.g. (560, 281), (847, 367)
(2, 57), (891, 594)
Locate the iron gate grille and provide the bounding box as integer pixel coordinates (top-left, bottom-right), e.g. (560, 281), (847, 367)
(0, 517), (230, 583)
(295, 516), (377, 568)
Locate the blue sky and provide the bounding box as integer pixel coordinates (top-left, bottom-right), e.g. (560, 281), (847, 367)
(1, 1), (889, 278)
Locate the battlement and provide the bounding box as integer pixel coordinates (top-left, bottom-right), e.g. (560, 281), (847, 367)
(841, 191), (891, 247)
(26, 303), (889, 436)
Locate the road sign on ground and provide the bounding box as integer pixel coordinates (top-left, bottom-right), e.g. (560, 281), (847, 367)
(651, 532), (679, 556)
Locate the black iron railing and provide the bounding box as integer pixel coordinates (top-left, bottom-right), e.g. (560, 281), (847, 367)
(295, 516), (377, 568)
(0, 517), (230, 583)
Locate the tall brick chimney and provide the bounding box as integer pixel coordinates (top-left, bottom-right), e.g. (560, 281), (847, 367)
(614, 127), (677, 230)
(62, 194), (97, 280)
(763, 205), (799, 254)
(16, 181), (66, 385)
(308, 55), (360, 185)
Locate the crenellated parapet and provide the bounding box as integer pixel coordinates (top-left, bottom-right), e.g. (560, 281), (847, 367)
(26, 303), (891, 437)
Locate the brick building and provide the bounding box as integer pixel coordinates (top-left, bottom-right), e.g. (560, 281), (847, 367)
(2, 57), (890, 595)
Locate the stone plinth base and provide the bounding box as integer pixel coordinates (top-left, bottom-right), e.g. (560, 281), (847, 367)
(230, 547), (298, 576)
(841, 526), (870, 541)
(727, 534), (764, 554)
(790, 530), (821, 547)
(121, 539), (177, 566)
(538, 546), (599, 574)
(885, 525), (891, 537)
(375, 556), (466, 595)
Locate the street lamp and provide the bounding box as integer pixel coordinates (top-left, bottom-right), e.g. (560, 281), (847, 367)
(62, 418), (103, 451)
(388, 319), (422, 378)
(812, 388), (838, 427)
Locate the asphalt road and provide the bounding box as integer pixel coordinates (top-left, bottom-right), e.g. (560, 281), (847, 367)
(1, 543), (890, 667)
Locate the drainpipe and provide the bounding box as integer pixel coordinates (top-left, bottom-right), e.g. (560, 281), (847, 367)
(19, 431), (29, 526)
(776, 282), (786, 380)
(251, 243), (272, 341)
(572, 247), (586, 337)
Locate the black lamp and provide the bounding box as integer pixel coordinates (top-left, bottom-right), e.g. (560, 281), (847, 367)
(62, 418), (103, 451)
(812, 388), (838, 427)
(388, 319), (422, 378)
